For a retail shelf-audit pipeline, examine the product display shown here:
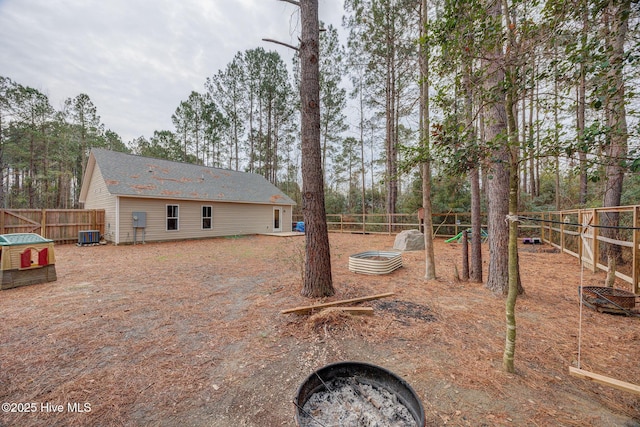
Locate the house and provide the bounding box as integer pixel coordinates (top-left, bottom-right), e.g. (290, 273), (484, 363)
(79, 149), (296, 244)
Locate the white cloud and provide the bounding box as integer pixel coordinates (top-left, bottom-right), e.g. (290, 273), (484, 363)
(0, 0), (345, 142)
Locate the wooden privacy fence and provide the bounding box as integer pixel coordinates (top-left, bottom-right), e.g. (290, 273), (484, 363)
(0, 209), (105, 244)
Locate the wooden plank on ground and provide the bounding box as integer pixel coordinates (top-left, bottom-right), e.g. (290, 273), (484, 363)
(569, 367), (640, 395)
(281, 292), (394, 314)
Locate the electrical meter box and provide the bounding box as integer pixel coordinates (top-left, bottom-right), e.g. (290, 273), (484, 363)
(132, 212), (147, 228)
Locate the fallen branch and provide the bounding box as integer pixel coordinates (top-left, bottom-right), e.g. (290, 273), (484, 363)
(281, 292), (394, 314)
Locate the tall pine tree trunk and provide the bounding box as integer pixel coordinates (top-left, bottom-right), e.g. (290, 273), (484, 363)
(602, 0), (629, 287)
(384, 2), (398, 218)
(299, 0), (334, 298)
(483, 0), (510, 295)
(464, 59), (482, 283)
(577, 2), (588, 205)
(470, 167), (482, 282)
(420, 0), (436, 280)
(0, 100), (4, 208)
(553, 40), (561, 211)
(528, 59), (536, 197)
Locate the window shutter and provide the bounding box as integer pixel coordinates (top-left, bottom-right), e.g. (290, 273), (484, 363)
(21, 249), (31, 268)
(38, 248), (49, 266)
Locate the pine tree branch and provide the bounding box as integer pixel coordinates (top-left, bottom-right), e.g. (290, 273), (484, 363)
(262, 38), (299, 51)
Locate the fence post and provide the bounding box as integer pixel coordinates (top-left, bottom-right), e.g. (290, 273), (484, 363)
(41, 208), (47, 238)
(454, 213), (459, 237)
(560, 213), (565, 253)
(578, 210), (583, 264)
(592, 210), (599, 273)
(633, 206), (639, 294)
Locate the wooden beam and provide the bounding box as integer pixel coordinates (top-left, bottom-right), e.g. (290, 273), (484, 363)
(281, 292), (395, 314)
(569, 367), (640, 395)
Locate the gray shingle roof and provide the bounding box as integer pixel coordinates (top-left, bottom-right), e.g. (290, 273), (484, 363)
(90, 149), (296, 205)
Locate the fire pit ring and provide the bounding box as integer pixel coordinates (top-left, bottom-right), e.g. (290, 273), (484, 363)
(348, 251), (402, 275)
(580, 286), (637, 313)
(294, 361), (425, 427)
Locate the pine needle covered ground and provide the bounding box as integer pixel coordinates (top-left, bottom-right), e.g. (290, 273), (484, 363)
(1, 234), (638, 426)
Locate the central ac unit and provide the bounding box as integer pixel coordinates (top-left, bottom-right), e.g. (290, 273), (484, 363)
(78, 230), (100, 245)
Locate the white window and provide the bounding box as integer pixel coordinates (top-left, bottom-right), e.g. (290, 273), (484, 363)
(167, 205), (179, 231)
(202, 205), (212, 230)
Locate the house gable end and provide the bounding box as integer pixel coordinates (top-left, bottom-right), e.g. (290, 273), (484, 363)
(79, 152), (98, 204)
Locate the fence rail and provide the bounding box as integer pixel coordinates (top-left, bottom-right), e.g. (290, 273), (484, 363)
(539, 207), (639, 294)
(0, 209), (105, 244)
(294, 205), (640, 293)
(293, 212), (539, 237)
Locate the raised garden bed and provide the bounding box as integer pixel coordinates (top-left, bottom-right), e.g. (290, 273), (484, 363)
(348, 251), (402, 275)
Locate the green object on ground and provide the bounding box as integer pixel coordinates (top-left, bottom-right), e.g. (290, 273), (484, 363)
(445, 232), (464, 243)
(445, 228), (488, 243)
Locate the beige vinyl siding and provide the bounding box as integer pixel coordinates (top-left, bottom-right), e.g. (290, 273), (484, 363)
(82, 164), (118, 242)
(115, 197), (293, 244)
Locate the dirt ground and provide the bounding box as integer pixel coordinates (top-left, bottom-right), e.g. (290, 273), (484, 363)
(1, 233), (639, 427)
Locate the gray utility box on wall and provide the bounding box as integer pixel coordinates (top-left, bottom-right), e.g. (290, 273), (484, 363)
(132, 212), (147, 228)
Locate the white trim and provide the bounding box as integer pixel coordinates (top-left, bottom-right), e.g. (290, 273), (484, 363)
(166, 204), (179, 231)
(202, 205), (213, 230)
(115, 196), (120, 245)
(273, 207), (283, 232)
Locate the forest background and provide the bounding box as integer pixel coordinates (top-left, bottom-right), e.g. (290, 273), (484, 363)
(1, 0), (639, 217)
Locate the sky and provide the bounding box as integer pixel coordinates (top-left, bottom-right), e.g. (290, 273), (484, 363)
(0, 0), (345, 143)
